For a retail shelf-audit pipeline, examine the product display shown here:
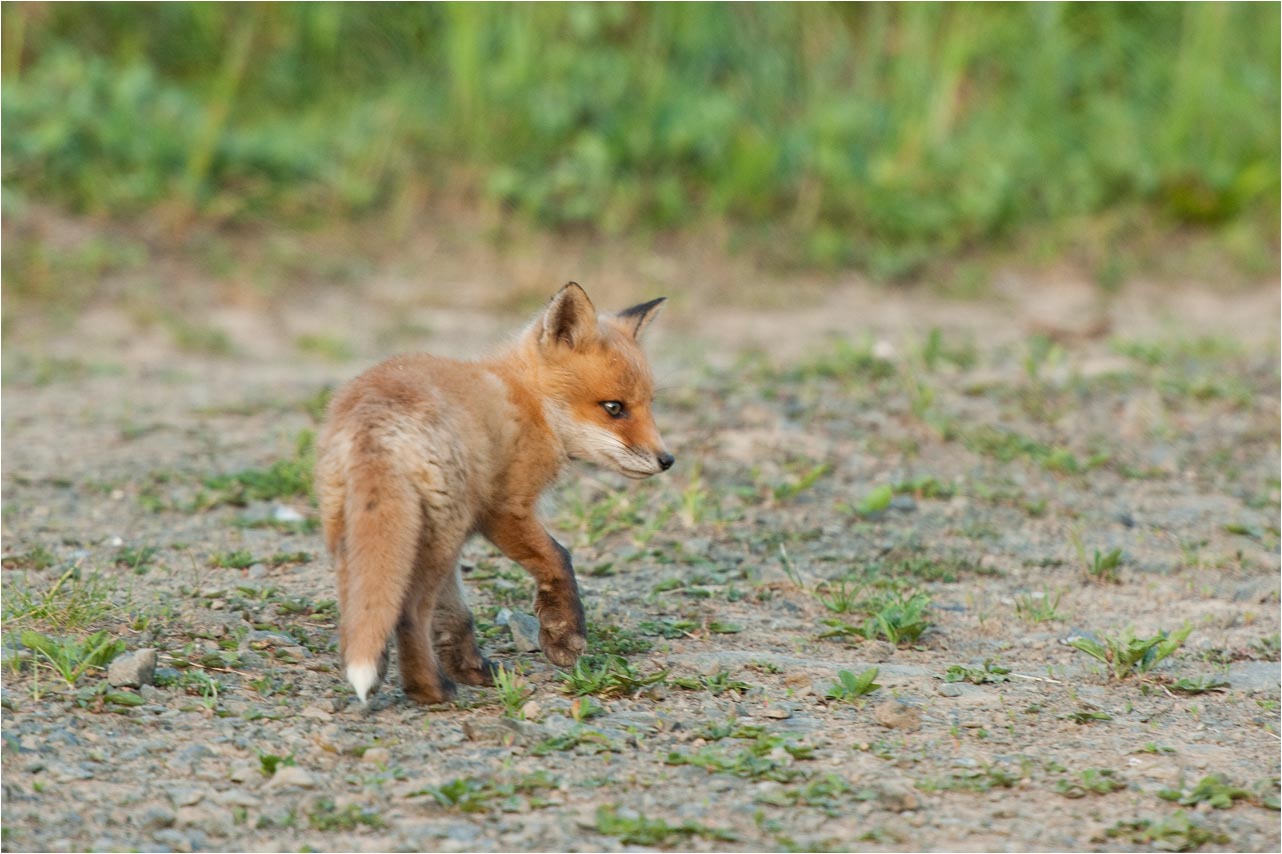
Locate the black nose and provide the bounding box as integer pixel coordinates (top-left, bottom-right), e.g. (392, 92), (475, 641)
(657, 452), (675, 471)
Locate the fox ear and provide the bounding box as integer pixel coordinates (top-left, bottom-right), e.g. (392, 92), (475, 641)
(541, 282), (599, 350)
(616, 297), (665, 340)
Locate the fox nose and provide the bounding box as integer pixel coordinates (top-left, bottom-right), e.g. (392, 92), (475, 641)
(657, 452), (675, 471)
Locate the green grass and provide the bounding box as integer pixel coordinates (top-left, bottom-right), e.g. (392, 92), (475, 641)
(595, 805), (736, 846)
(1068, 625), (1193, 680)
(3, 568), (118, 632)
(3, 4), (1277, 282)
(16, 630), (124, 686)
(825, 667), (882, 701)
(200, 429), (315, 508)
(665, 730), (815, 783)
(557, 654), (668, 698)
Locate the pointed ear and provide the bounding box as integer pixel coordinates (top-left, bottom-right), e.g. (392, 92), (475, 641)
(616, 297), (665, 340)
(541, 282), (599, 350)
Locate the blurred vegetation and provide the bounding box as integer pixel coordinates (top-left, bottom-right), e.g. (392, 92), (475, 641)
(2, 2), (1278, 278)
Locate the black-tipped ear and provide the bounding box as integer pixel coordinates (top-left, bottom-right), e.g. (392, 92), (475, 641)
(616, 297), (665, 340)
(541, 282), (599, 350)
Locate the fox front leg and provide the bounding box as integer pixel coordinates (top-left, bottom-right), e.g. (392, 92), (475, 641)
(482, 516), (587, 667)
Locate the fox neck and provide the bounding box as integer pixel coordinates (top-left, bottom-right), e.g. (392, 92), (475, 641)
(485, 330), (576, 468)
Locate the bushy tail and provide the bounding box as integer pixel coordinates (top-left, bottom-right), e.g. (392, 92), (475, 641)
(339, 461), (420, 702)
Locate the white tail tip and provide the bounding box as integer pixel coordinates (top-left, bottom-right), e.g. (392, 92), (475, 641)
(347, 661), (380, 703)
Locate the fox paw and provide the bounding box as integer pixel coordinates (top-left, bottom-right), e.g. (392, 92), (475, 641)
(448, 656), (498, 687)
(404, 674), (458, 706)
(540, 629), (586, 667)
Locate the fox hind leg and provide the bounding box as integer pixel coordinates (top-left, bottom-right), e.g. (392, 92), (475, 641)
(395, 547), (461, 705)
(433, 566), (495, 687)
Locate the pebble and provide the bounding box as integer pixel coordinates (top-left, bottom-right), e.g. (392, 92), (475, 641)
(463, 718), (544, 745)
(267, 765), (317, 788)
(874, 699), (923, 731)
(167, 787), (204, 808)
(362, 747), (391, 765)
(228, 763), (258, 783)
(152, 829), (192, 852)
(759, 703), (793, 720)
(875, 778), (921, 812)
(108, 649), (157, 688)
(505, 610), (542, 653)
(300, 705), (333, 722)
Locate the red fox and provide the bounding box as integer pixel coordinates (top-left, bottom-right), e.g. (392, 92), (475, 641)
(315, 283), (672, 705)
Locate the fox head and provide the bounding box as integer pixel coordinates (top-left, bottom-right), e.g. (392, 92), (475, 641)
(533, 282), (674, 478)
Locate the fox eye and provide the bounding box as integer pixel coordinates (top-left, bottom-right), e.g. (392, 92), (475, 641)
(601, 400), (626, 418)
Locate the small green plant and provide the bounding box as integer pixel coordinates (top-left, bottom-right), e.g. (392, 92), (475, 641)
(1136, 742), (1177, 755)
(1104, 811), (1228, 850)
(862, 591), (932, 644)
(3, 546), (57, 570)
(201, 429), (315, 508)
(414, 772), (558, 813)
(493, 664), (533, 718)
(558, 654), (668, 698)
(113, 545), (159, 573)
(3, 568), (118, 632)
(755, 774), (862, 817)
(569, 696), (605, 722)
(816, 580), (861, 614)
(666, 731), (814, 783)
(855, 484), (893, 517)
(1085, 547), (1124, 583)
(945, 659), (1011, 684)
(532, 728), (621, 756)
(307, 799), (385, 831)
(772, 461), (832, 502)
(1158, 774), (1255, 809)
(259, 752), (297, 777)
(19, 630), (124, 686)
(1056, 768), (1125, 798)
(825, 667), (881, 701)
(210, 550), (256, 569)
(1015, 588), (1064, 623)
(916, 765), (1019, 793)
(1166, 675), (1230, 695)
(1068, 625), (1193, 680)
(671, 670), (750, 697)
(1067, 709), (1113, 724)
(595, 805), (736, 846)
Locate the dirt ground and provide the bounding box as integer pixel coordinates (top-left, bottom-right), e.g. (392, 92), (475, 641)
(2, 232), (1279, 853)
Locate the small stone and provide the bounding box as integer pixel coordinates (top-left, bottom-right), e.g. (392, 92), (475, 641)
(874, 699), (922, 731)
(168, 787), (204, 808)
(215, 789), (259, 808)
(506, 611), (542, 653)
(108, 649), (157, 688)
(138, 806), (176, 829)
(362, 747), (391, 765)
(520, 700), (543, 720)
(874, 778), (921, 812)
(889, 495), (917, 512)
(152, 829), (192, 852)
(300, 705), (332, 721)
(937, 683), (964, 697)
(228, 764), (257, 783)
(267, 765), (316, 789)
(759, 703), (793, 720)
(462, 717), (543, 745)
(273, 505), (305, 523)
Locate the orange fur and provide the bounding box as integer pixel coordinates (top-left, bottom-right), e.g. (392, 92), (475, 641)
(315, 283), (672, 704)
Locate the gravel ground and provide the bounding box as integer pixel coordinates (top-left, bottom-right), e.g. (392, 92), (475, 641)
(2, 264), (1279, 853)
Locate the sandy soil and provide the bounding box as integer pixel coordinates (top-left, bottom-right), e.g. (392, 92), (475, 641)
(2, 238), (1279, 852)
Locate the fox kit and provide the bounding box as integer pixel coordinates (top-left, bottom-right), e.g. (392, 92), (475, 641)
(315, 283), (672, 705)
